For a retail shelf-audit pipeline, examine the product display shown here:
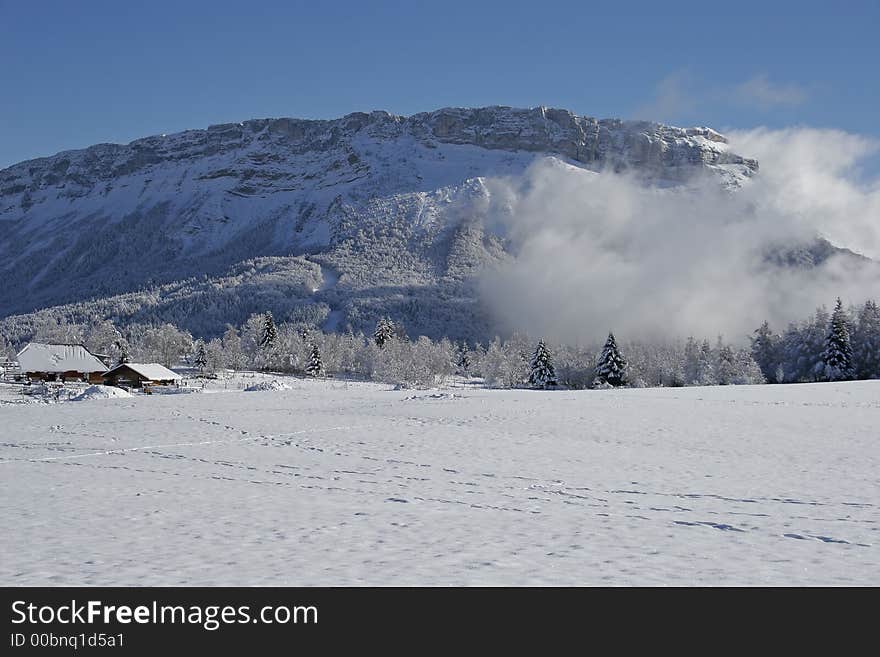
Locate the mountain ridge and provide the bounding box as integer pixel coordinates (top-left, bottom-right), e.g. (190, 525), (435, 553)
(1, 105), (758, 186)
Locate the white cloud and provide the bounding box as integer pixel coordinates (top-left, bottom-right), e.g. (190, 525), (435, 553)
(634, 72), (810, 123)
(631, 71), (697, 123)
(476, 128), (880, 344)
(728, 127), (880, 257)
(732, 74), (808, 109)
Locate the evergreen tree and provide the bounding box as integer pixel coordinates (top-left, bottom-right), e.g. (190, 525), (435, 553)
(779, 321), (811, 383)
(373, 317), (396, 349)
(260, 312), (277, 351)
(683, 336), (700, 385)
(779, 309), (830, 383)
(696, 340), (717, 386)
(595, 332), (627, 387)
(822, 298), (855, 381)
(456, 343), (471, 376)
(194, 340), (208, 373)
(852, 300), (880, 379)
(715, 340), (737, 385)
(528, 339), (557, 388)
(734, 349), (766, 385)
(116, 340), (130, 366)
(750, 320), (781, 383)
(804, 307), (831, 381)
(774, 364), (785, 384)
(306, 344), (324, 377)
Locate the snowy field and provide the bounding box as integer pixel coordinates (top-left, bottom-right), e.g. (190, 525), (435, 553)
(1, 377), (878, 586)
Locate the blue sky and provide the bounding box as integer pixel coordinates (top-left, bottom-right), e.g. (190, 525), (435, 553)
(1, 0), (878, 169)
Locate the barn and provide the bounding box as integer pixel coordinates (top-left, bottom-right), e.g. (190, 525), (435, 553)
(16, 343), (109, 383)
(102, 363), (182, 388)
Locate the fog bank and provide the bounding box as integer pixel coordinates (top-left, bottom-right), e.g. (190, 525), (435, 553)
(478, 128), (880, 344)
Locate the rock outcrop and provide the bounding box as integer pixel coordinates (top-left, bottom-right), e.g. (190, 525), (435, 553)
(0, 106), (756, 206)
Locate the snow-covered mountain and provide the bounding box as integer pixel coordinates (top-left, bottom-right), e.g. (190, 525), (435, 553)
(0, 105), (857, 341)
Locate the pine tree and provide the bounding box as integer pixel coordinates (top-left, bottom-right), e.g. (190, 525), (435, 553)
(373, 317), (396, 349)
(594, 332), (627, 387)
(194, 340), (208, 373)
(750, 320), (781, 383)
(716, 340), (737, 385)
(734, 349), (766, 385)
(774, 364), (785, 384)
(116, 340), (130, 366)
(528, 339), (557, 388)
(306, 344), (324, 377)
(804, 307), (831, 381)
(456, 348), (471, 376)
(683, 336), (700, 384)
(822, 298), (854, 381)
(696, 340), (717, 386)
(852, 300), (880, 379)
(260, 312), (277, 351)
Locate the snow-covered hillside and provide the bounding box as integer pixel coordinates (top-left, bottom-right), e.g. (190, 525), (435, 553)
(0, 106), (759, 339)
(1, 378), (876, 585)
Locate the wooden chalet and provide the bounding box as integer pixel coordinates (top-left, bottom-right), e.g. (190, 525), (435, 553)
(16, 343), (108, 383)
(102, 363), (182, 388)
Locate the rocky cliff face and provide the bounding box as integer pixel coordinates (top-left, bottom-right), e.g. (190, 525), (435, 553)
(0, 105), (762, 339)
(0, 106), (756, 206)
(411, 106), (756, 183)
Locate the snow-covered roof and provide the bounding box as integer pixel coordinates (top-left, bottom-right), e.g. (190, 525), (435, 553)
(105, 363), (182, 381)
(17, 343), (108, 374)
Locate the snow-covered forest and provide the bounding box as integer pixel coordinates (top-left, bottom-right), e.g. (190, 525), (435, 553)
(3, 297), (877, 390)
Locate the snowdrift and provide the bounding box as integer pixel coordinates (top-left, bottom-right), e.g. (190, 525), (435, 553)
(244, 380), (291, 392)
(72, 385), (134, 401)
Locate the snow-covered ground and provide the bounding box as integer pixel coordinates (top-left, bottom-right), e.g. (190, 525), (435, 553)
(0, 377), (877, 585)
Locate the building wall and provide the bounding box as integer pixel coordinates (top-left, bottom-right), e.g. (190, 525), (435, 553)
(25, 370), (102, 382)
(104, 374), (145, 388)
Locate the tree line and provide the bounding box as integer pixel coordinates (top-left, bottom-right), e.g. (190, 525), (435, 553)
(1, 298), (877, 390)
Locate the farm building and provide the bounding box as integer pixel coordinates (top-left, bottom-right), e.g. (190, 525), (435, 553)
(16, 343), (109, 383)
(102, 363), (182, 388)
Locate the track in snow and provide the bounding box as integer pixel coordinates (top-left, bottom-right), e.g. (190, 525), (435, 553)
(0, 378), (877, 585)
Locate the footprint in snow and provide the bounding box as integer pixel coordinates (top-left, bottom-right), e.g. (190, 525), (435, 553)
(811, 535), (850, 544)
(675, 521), (745, 532)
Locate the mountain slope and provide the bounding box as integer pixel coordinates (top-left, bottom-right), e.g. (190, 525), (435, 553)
(3, 104), (864, 343)
(0, 106), (757, 323)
